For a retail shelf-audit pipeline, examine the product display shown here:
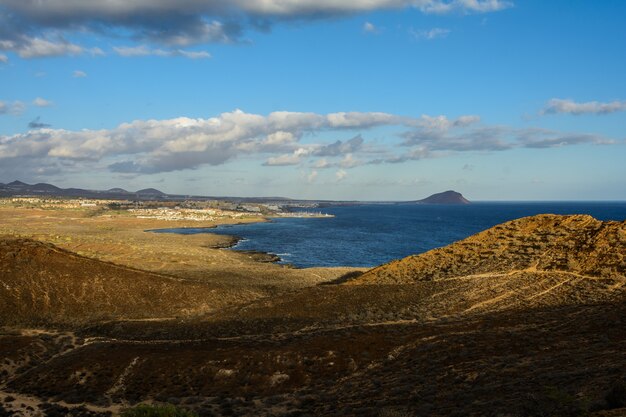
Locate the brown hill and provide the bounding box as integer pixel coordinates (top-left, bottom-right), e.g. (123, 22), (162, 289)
(354, 214), (626, 285)
(1, 214), (625, 416)
(0, 237), (224, 326)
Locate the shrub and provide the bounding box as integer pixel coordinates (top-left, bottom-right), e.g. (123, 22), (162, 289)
(121, 404), (198, 417)
(521, 386), (590, 417)
(606, 379), (626, 409)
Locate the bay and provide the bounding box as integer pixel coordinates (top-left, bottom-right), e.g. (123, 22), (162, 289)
(153, 202), (626, 268)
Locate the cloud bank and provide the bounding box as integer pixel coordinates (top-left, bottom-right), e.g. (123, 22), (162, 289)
(0, 0), (512, 58)
(542, 98), (626, 115)
(0, 108), (614, 181)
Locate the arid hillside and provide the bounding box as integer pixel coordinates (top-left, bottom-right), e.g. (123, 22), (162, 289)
(1, 213), (625, 416)
(0, 237), (237, 326)
(355, 214), (626, 284)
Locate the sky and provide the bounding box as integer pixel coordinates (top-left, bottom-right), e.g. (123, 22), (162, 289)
(0, 0), (625, 201)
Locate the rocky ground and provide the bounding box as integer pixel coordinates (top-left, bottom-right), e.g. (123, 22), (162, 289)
(0, 206), (625, 416)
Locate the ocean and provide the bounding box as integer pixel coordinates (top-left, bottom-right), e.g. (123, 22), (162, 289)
(153, 202), (626, 268)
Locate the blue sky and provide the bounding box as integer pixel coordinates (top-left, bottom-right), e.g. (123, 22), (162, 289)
(0, 0), (625, 200)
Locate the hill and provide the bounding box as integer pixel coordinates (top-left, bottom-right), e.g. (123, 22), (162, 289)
(136, 188), (166, 196)
(0, 237), (222, 326)
(0, 214), (625, 416)
(415, 190), (470, 204)
(354, 214), (625, 285)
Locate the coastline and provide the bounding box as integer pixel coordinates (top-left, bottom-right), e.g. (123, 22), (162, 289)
(147, 217), (285, 264)
(148, 212), (335, 267)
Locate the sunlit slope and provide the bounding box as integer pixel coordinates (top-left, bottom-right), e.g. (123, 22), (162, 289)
(353, 214), (626, 285)
(0, 237), (222, 326)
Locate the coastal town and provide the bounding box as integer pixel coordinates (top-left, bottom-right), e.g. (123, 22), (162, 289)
(1, 196), (332, 222)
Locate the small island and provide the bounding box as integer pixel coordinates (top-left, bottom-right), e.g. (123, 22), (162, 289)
(415, 190), (470, 204)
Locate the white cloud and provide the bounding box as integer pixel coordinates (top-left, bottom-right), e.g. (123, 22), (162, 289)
(0, 37), (81, 58)
(417, 0), (512, 14)
(0, 100), (26, 115)
(327, 112), (402, 128)
(0, 53), (7, 63)
(33, 97), (53, 107)
(410, 27), (451, 40)
(264, 154), (303, 166)
(73, 70), (87, 78)
(363, 22), (379, 34)
(113, 45), (211, 59)
(335, 169), (347, 182)
(339, 154), (361, 168)
(541, 98), (626, 116)
(0, 110), (399, 174)
(313, 158), (331, 168)
(307, 170), (318, 183)
(0, 108), (613, 180)
(0, 0), (512, 17)
(0, 0), (512, 58)
(0, 34), (105, 59)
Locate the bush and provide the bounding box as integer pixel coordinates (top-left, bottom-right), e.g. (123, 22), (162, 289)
(522, 386), (590, 417)
(121, 404), (198, 417)
(606, 379), (626, 409)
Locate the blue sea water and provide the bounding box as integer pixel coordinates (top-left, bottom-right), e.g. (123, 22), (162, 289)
(153, 202), (626, 268)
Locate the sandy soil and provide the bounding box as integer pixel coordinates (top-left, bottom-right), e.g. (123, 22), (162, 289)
(0, 205), (362, 305)
(1, 205), (625, 416)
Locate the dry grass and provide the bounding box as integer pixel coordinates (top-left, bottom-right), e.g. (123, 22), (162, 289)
(0, 208), (625, 416)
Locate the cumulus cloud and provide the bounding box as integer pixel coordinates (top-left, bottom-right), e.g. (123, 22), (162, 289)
(0, 53), (7, 63)
(335, 169), (348, 182)
(0, 0), (512, 58)
(314, 135), (364, 156)
(0, 100), (26, 115)
(33, 97), (53, 107)
(0, 108), (613, 180)
(0, 32), (104, 58)
(541, 98), (626, 115)
(400, 115), (612, 154)
(313, 158), (331, 168)
(410, 27), (451, 40)
(419, 0), (512, 14)
(515, 128), (612, 148)
(72, 70), (87, 78)
(0, 110), (399, 175)
(113, 45), (211, 59)
(263, 148), (311, 166)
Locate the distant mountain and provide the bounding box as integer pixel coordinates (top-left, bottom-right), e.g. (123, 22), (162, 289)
(6, 180), (29, 188)
(0, 180), (297, 202)
(415, 190), (470, 205)
(31, 183), (62, 192)
(136, 188), (165, 196)
(4, 181), (61, 192)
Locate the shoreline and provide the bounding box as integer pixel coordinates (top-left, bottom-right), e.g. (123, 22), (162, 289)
(146, 214), (335, 268)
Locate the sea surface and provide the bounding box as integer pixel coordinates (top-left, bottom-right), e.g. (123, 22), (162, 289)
(153, 202), (626, 268)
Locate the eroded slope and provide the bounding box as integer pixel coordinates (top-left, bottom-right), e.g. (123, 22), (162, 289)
(0, 237), (238, 326)
(355, 214), (626, 284)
